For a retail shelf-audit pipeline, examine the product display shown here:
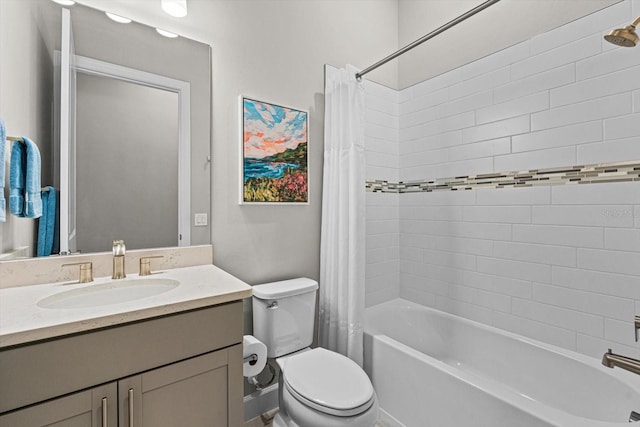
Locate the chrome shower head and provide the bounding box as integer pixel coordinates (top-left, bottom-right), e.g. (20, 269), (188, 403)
(604, 17), (640, 47)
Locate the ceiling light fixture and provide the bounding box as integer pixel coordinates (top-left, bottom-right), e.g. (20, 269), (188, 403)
(161, 0), (187, 18)
(105, 12), (132, 24)
(52, 0), (76, 5)
(156, 28), (179, 38)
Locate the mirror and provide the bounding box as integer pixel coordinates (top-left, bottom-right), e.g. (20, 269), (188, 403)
(0, 0), (211, 258)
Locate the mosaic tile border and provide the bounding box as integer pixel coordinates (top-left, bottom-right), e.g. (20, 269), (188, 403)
(366, 160), (640, 193)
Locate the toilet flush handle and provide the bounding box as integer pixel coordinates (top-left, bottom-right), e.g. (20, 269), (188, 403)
(267, 301), (278, 310)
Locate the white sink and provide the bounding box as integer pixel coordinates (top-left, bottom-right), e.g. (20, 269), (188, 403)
(37, 278), (180, 309)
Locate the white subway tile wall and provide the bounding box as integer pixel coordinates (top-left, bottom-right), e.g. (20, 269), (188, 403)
(363, 0), (640, 359)
(364, 80), (400, 308)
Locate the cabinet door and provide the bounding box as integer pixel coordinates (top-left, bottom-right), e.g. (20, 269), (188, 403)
(118, 347), (239, 427)
(0, 383), (117, 427)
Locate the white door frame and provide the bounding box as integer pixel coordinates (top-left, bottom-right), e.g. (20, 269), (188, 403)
(58, 53), (192, 250)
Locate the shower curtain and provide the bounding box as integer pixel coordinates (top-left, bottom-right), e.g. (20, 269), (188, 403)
(319, 64), (366, 366)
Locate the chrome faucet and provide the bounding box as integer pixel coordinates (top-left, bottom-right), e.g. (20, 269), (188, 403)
(112, 239), (126, 279)
(601, 349), (640, 376)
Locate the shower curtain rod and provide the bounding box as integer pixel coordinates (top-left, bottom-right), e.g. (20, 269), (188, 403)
(355, 0), (501, 80)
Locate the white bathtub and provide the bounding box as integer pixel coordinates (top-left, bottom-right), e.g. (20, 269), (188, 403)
(363, 298), (640, 427)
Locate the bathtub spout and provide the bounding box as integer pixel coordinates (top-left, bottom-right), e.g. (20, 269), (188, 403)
(601, 349), (640, 376)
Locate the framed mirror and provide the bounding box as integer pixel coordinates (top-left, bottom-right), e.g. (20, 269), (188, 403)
(0, 0), (211, 259)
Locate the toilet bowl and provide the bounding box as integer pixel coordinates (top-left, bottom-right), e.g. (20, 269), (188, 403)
(252, 278), (378, 427)
(273, 348), (378, 427)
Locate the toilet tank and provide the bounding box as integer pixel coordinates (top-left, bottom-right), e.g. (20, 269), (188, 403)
(252, 278), (318, 358)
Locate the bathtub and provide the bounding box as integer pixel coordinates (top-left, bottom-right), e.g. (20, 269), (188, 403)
(363, 298), (640, 427)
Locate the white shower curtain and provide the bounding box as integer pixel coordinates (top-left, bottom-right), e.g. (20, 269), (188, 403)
(319, 64), (366, 366)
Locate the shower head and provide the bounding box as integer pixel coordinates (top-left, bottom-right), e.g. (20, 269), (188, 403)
(605, 26), (638, 47)
(604, 17), (640, 47)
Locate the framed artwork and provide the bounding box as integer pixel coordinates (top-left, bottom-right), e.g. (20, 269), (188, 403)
(240, 96), (309, 204)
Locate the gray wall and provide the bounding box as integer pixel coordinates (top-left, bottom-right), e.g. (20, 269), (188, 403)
(76, 0), (400, 288)
(72, 0), (625, 287)
(76, 74), (179, 253)
(0, 0), (55, 257)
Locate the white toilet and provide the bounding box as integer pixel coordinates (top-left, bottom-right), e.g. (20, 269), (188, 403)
(252, 278), (379, 427)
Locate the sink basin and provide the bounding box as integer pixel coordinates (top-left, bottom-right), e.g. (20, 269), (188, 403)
(37, 278), (180, 309)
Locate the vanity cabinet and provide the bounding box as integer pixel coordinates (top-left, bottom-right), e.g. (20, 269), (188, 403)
(0, 348), (236, 427)
(0, 301), (244, 426)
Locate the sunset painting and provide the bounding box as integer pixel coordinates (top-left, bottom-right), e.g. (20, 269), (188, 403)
(241, 97), (308, 203)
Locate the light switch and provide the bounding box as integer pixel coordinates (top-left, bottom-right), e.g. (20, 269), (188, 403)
(194, 213), (208, 226)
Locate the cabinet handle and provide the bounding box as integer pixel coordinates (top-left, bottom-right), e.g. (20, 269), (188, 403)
(102, 397), (108, 426)
(128, 388), (134, 427)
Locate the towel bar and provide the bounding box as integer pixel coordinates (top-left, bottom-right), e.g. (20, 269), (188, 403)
(6, 136), (23, 142)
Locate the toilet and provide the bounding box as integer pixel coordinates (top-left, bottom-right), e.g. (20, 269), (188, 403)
(252, 278), (378, 427)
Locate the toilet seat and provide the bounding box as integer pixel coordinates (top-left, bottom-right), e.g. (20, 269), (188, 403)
(282, 348), (375, 417)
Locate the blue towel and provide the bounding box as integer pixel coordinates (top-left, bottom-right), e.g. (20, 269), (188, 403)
(23, 137), (42, 218)
(52, 189), (60, 254)
(9, 138), (25, 216)
(37, 186), (57, 257)
(0, 118), (5, 222)
(9, 136), (42, 218)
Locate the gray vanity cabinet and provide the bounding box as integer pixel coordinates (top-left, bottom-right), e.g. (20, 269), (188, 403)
(0, 301), (244, 427)
(0, 347), (238, 427)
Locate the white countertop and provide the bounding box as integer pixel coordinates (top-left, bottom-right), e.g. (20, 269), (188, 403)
(0, 264), (252, 348)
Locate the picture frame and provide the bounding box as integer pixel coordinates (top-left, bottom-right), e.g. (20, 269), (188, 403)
(240, 96), (309, 204)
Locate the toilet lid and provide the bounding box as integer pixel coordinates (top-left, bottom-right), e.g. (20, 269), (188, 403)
(283, 348), (374, 416)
